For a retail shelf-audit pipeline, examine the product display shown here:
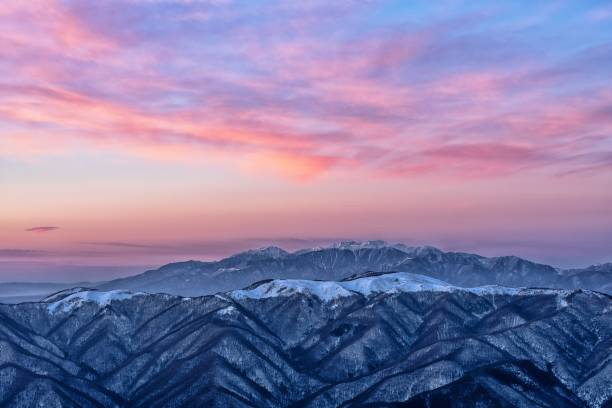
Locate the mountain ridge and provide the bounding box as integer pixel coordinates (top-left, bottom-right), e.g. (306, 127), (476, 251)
(94, 240), (612, 296)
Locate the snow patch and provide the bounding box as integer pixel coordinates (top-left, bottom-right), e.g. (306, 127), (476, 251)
(217, 305), (238, 316)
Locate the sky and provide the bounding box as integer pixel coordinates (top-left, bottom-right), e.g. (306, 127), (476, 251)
(1, 0), (612, 281)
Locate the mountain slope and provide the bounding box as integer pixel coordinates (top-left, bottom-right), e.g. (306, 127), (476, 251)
(96, 241), (612, 296)
(0, 272), (610, 407)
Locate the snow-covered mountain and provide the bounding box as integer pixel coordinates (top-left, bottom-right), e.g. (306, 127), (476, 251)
(95, 240), (612, 296)
(0, 272), (610, 407)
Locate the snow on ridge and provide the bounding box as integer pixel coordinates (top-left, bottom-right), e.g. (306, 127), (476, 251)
(232, 272), (483, 300)
(230, 272), (577, 301)
(341, 272), (454, 296)
(232, 279), (355, 301)
(43, 287), (92, 303)
(47, 290), (143, 314)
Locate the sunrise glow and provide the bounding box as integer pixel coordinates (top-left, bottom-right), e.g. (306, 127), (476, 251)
(1, 0), (611, 281)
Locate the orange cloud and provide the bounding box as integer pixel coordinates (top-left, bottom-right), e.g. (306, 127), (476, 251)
(246, 152), (342, 181)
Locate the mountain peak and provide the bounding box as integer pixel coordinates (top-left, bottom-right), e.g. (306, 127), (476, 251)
(331, 240), (390, 249)
(327, 241), (445, 256)
(237, 246), (288, 259)
(299, 240), (414, 253)
(410, 245), (443, 257)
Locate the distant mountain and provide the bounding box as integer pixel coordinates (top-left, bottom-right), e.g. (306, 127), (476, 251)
(0, 281), (96, 304)
(1, 272), (610, 407)
(96, 240), (612, 296)
(561, 263), (612, 294)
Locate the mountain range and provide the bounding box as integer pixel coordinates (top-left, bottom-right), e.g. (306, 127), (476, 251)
(95, 241), (612, 296)
(2, 241), (610, 304)
(0, 271), (610, 407)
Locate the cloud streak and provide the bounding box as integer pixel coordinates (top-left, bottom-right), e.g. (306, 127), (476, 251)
(26, 226), (60, 233)
(0, 249), (49, 257)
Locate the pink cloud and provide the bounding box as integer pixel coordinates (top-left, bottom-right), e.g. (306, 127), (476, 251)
(0, 1), (610, 182)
